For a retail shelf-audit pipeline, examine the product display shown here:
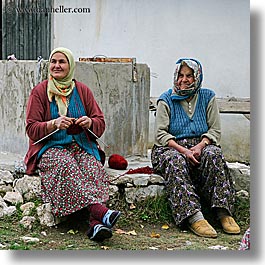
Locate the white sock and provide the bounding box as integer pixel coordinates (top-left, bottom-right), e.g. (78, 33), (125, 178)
(188, 211), (204, 225)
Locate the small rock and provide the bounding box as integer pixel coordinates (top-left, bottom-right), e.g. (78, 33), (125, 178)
(20, 236), (40, 243)
(41, 231), (47, 236)
(208, 245), (228, 250)
(3, 191), (23, 205)
(19, 216), (36, 229)
(20, 202), (35, 216)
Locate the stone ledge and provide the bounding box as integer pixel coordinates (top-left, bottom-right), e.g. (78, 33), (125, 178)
(0, 152), (250, 228)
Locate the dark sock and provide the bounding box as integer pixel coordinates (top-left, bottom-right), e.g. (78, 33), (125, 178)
(88, 203), (109, 221)
(89, 214), (102, 228)
(216, 208), (230, 220)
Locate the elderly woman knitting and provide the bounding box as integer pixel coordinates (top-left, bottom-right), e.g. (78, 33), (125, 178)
(151, 58), (240, 238)
(24, 47), (121, 242)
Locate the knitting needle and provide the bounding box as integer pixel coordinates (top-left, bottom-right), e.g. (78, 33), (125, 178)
(87, 128), (110, 148)
(32, 128), (60, 145)
(32, 126), (109, 148)
(71, 118), (109, 147)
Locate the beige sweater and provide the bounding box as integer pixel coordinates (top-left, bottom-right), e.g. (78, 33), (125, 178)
(153, 93), (221, 147)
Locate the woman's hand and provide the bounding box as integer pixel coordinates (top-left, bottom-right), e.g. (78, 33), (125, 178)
(183, 148), (200, 166)
(190, 144), (203, 160)
(75, 116), (92, 129)
(190, 138), (210, 161)
(54, 115), (75, 130)
(168, 139), (201, 166)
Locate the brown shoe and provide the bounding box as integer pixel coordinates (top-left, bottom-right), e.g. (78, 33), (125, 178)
(220, 216), (240, 234)
(189, 219), (217, 238)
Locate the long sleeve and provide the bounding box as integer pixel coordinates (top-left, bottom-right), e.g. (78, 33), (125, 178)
(24, 80), (51, 175)
(153, 94), (221, 147)
(201, 96), (221, 145)
(25, 82), (51, 141)
(153, 100), (176, 146)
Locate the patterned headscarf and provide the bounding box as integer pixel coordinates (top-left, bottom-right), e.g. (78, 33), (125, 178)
(173, 58), (203, 100)
(47, 47), (75, 115)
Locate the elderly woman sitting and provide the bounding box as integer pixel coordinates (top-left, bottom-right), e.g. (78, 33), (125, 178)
(24, 47), (121, 242)
(151, 58), (240, 238)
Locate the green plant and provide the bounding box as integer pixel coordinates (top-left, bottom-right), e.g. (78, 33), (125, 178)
(125, 194), (174, 224)
(233, 196), (250, 228)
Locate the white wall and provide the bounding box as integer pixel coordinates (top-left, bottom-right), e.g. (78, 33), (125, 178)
(52, 0), (249, 98)
(52, 0), (250, 162)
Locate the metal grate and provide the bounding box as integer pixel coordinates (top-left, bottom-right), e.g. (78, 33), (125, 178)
(2, 0), (51, 60)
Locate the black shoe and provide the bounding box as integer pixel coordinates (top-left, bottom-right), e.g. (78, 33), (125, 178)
(102, 210), (122, 228)
(87, 224), (112, 242)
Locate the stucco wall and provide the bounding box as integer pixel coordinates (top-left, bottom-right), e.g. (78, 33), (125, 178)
(0, 60), (37, 154)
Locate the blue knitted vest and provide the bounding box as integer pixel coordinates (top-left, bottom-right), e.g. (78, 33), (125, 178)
(158, 88), (215, 139)
(38, 87), (100, 160)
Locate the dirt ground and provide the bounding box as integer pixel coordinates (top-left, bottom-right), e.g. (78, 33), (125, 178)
(0, 208), (246, 251)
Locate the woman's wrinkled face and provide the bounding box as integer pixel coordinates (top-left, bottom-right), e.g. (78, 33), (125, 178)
(49, 52), (70, 80)
(176, 65), (195, 90)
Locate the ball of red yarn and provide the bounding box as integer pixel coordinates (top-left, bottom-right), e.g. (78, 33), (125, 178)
(108, 154), (128, 170)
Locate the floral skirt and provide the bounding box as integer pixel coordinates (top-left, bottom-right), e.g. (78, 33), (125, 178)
(151, 138), (235, 225)
(239, 227), (250, 250)
(37, 143), (109, 217)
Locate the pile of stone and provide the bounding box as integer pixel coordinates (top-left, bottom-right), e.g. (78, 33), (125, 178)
(0, 152), (250, 229)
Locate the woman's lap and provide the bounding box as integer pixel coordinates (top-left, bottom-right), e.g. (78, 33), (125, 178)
(38, 143), (109, 217)
(151, 142), (235, 224)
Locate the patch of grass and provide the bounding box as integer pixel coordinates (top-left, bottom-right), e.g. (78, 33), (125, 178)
(233, 196), (250, 228)
(112, 194), (174, 228)
(131, 194), (174, 224)
(0, 193), (250, 250)
(9, 244), (30, 250)
(109, 192), (250, 232)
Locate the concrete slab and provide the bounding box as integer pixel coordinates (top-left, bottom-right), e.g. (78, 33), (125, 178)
(0, 151), (24, 172)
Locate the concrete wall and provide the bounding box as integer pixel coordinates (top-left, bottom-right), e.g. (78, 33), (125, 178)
(52, 0), (250, 99)
(51, 0), (250, 163)
(0, 61), (38, 154)
(74, 62), (150, 157)
(0, 60), (150, 158)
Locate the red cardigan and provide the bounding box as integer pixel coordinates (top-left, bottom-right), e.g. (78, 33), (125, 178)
(24, 79), (105, 175)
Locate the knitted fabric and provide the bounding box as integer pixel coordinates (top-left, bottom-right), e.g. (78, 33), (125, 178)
(125, 166), (154, 174)
(38, 87), (100, 160)
(88, 203), (109, 222)
(158, 88), (215, 139)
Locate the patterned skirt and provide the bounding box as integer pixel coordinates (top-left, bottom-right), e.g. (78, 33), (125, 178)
(37, 143), (109, 217)
(151, 138), (235, 225)
(239, 227), (250, 250)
